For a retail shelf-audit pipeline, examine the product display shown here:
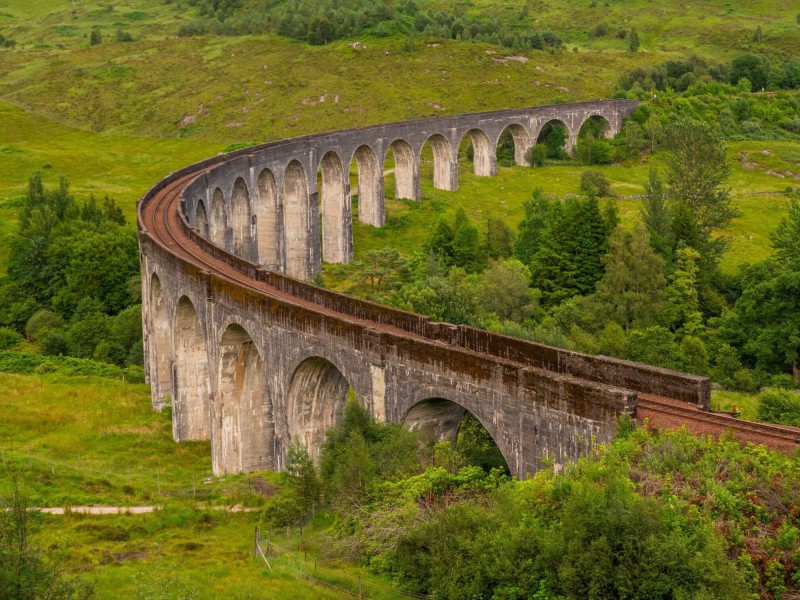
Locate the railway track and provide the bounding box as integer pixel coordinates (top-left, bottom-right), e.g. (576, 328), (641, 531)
(140, 168), (800, 454)
(638, 394), (800, 452)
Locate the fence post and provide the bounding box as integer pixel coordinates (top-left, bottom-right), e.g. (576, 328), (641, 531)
(286, 525), (290, 548)
(157, 470), (161, 497)
(253, 526), (260, 562)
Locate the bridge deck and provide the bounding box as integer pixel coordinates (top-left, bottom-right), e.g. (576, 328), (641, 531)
(139, 167), (800, 454)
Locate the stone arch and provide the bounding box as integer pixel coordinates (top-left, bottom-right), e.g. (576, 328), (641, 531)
(148, 272), (171, 408)
(386, 139), (418, 201)
(255, 168), (282, 270)
(319, 151), (352, 264)
(282, 160), (311, 280)
(422, 134), (457, 191)
(195, 199), (209, 238)
(497, 123), (532, 167)
(574, 114), (614, 164)
(352, 144), (384, 227)
(215, 323), (272, 474)
(230, 178), (253, 260)
(535, 118), (572, 157)
(172, 296), (210, 442)
(403, 397), (510, 469)
(461, 128), (495, 177)
(284, 356), (350, 460)
(210, 187), (226, 248)
(577, 114), (613, 140)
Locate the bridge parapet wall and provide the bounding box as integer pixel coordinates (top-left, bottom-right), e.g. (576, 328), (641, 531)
(179, 210), (708, 409)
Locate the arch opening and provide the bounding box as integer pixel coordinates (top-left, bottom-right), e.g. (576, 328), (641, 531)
(386, 139), (418, 201)
(283, 160), (312, 280)
(574, 115), (613, 165)
(210, 188), (226, 248)
(459, 129), (494, 177)
(148, 273), (171, 408)
(403, 398), (509, 474)
(216, 324), (272, 474)
(256, 168), (282, 270)
(230, 178), (254, 260)
(173, 297), (210, 442)
(318, 151), (352, 264)
(535, 119), (570, 162)
(422, 134), (457, 191)
(195, 199), (209, 238)
(496, 124), (532, 167)
(285, 357), (350, 461)
(352, 145), (384, 227)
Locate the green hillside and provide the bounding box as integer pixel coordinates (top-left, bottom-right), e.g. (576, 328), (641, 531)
(2, 1), (800, 598)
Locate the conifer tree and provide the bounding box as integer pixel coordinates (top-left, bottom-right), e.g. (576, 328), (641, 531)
(514, 189), (551, 265)
(593, 225), (666, 329)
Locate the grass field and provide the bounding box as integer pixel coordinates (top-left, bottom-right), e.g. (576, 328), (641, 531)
(0, 368), (394, 599)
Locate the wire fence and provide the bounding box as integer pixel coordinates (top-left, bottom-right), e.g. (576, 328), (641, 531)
(0, 444), (268, 504)
(253, 526), (428, 600)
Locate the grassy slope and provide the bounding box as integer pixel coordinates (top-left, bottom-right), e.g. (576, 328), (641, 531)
(0, 370), (386, 599)
(0, 2), (799, 596)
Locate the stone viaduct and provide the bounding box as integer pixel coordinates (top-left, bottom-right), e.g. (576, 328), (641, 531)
(138, 99), (712, 478)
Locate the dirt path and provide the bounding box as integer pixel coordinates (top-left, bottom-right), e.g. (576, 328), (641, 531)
(33, 504), (258, 515)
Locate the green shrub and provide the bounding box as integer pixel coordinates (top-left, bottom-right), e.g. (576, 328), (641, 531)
(732, 368), (760, 393)
(0, 327), (23, 351)
(39, 330), (69, 356)
(25, 310), (62, 341)
(757, 390), (800, 426)
(770, 374), (796, 389)
(580, 169), (613, 197)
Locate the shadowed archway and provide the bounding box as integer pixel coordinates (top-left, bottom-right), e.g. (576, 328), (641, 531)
(230, 178), (253, 260)
(352, 144), (383, 227)
(319, 151), (352, 264)
(210, 188), (226, 248)
(422, 134), (457, 191)
(496, 124), (532, 167)
(283, 160), (311, 280)
(195, 199), (209, 238)
(285, 357), (350, 460)
(148, 273), (171, 408)
(173, 296), (210, 441)
(255, 168), (282, 270)
(386, 139), (418, 201)
(403, 397), (509, 473)
(216, 324), (272, 474)
(461, 129), (494, 176)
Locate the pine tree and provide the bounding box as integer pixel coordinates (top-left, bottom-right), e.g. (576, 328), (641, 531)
(593, 225), (666, 329)
(452, 220), (483, 272)
(485, 218), (516, 260)
(770, 198), (800, 272)
(641, 164), (671, 256)
(514, 188), (551, 265)
(663, 246), (703, 334)
(425, 219), (455, 264)
(664, 117), (736, 277)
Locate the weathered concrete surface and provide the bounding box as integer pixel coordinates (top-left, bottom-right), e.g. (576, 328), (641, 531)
(139, 100), (712, 479)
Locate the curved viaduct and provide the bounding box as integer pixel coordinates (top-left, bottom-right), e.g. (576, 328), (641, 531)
(138, 99), (718, 479)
